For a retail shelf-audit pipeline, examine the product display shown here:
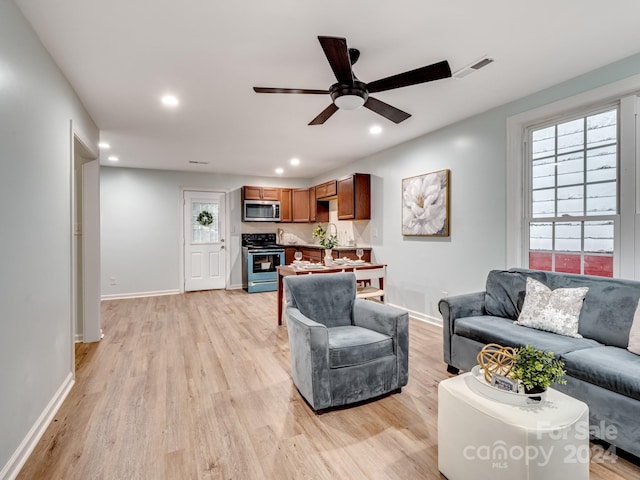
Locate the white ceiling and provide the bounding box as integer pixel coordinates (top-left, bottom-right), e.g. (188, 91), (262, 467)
(15, 0), (640, 179)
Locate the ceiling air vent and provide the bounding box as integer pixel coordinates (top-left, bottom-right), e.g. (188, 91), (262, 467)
(188, 160), (209, 165)
(453, 56), (494, 79)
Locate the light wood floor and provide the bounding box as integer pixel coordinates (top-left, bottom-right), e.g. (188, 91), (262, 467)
(18, 289), (640, 479)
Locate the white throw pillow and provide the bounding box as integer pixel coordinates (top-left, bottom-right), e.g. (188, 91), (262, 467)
(515, 277), (588, 338)
(627, 300), (640, 355)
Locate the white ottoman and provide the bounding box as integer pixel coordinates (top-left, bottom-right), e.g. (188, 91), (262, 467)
(438, 373), (589, 480)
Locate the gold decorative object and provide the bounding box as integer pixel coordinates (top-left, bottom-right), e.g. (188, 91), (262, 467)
(476, 343), (515, 384)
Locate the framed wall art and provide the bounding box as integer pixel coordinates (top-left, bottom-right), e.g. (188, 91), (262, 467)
(401, 169), (450, 236)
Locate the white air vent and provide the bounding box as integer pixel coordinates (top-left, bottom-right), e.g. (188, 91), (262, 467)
(188, 160), (209, 165)
(453, 56), (494, 79)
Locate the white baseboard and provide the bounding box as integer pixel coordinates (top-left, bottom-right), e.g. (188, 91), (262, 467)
(74, 333), (83, 343)
(101, 289), (181, 301)
(0, 372), (74, 480)
(387, 302), (443, 327)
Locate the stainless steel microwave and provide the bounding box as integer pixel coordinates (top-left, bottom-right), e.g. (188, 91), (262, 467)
(243, 200), (281, 222)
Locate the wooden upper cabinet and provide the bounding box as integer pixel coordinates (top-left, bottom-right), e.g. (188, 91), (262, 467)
(337, 173), (371, 220)
(243, 186), (279, 200)
(262, 188), (280, 200)
(292, 188), (310, 222)
(315, 180), (337, 199)
(309, 186), (316, 222)
(279, 188), (292, 222)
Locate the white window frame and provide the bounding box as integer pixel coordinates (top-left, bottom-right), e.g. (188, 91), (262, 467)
(506, 74), (640, 280)
(523, 104), (619, 276)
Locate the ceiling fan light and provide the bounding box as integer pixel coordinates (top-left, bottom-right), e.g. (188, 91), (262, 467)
(334, 94), (365, 110)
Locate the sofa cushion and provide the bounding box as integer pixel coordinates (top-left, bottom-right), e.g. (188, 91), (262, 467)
(454, 315), (603, 357)
(562, 346), (640, 401)
(515, 277), (588, 337)
(284, 272), (355, 328)
(484, 269), (548, 319)
(328, 326), (393, 368)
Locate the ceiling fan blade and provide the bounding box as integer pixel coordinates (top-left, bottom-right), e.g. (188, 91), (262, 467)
(253, 87), (328, 94)
(318, 36), (354, 85)
(363, 97), (411, 124)
(366, 60), (451, 93)
(308, 104), (339, 125)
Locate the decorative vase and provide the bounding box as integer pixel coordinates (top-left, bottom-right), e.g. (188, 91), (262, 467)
(324, 249), (333, 265)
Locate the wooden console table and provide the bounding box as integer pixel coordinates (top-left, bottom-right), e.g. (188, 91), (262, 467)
(276, 263), (386, 325)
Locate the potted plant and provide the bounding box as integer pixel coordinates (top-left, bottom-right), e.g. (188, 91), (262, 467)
(510, 345), (567, 394)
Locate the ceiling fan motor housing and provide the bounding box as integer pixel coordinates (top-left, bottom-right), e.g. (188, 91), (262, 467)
(330, 81), (368, 110)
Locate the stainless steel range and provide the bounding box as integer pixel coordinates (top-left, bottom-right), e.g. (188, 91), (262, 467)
(242, 233), (285, 293)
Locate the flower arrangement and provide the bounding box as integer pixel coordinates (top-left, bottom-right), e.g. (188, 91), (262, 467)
(312, 224), (337, 249)
(510, 345), (567, 393)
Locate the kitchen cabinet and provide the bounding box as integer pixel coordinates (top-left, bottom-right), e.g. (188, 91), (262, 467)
(284, 247), (297, 265)
(309, 186), (316, 222)
(301, 247), (323, 263)
(292, 188), (310, 222)
(315, 180), (337, 199)
(316, 200), (329, 223)
(288, 246), (372, 264)
(243, 185), (280, 200)
(337, 173), (370, 220)
(279, 188), (292, 222)
(333, 248), (372, 262)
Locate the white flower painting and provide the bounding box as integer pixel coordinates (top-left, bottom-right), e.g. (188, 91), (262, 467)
(402, 169), (450, 236)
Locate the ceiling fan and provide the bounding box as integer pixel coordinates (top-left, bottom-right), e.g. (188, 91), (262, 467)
(253, 36), (452, 125)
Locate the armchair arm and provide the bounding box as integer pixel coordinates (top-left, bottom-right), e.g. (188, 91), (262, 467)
(439, 291), (486, 366)
(284, 307), (332, 409)
(353, 299), (409, 388)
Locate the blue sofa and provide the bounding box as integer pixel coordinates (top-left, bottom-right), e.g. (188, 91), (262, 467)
(439, 268), (640, 458)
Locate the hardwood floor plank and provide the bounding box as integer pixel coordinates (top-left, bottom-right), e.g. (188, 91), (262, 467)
(16, 290), (640, 479)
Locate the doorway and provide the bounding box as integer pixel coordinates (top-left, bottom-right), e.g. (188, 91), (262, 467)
(183, 190), (227, 291)
(72, 136), (101, 343)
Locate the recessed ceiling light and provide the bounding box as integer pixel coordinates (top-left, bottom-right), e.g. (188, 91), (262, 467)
(161, 95), (179, 107)
(290, 158), (300, 166)
(275, 167), (284, 174)
(98, 142), (110, 149)
(369, 125), (382, 135)
(107, 155), (119, 162)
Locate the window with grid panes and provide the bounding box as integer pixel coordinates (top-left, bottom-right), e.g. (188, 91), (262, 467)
(527, 107), (617, 277)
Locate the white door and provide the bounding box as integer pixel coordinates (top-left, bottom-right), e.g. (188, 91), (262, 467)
(184, 191), (226, 291)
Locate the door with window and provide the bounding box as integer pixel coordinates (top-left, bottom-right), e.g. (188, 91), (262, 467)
(184, 190), (226, 291)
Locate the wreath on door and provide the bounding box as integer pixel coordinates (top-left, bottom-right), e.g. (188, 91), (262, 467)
(196, 210), (213, 226)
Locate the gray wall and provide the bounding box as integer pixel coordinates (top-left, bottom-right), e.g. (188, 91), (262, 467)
(100, 167), (306, 295)
(0, 0), (98, 475)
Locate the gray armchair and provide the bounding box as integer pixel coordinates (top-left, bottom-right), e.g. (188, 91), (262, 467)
(284, 272), (409, 411)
